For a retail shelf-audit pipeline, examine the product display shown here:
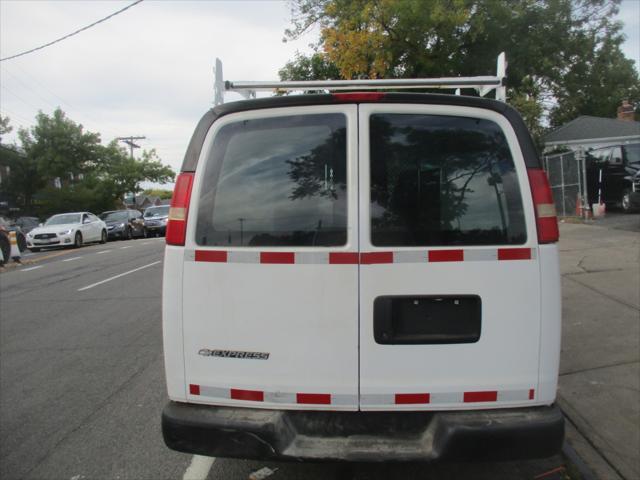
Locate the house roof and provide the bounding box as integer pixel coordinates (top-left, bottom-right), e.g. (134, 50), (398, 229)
(544, 116), (640, 144)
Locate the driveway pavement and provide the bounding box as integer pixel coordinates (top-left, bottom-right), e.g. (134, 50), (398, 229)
(557, 218), (640, 480)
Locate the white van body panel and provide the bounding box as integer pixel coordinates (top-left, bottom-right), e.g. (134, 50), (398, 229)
(181, 105), (360, 410)
(162, 245), (186, 401)
(162, 101), (562, 413)
(357, 104), (543, 410)
(537, 244), (562, 403)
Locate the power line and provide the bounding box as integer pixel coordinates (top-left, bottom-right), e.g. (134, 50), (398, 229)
(0, 108), (32, 127)
(10, 62), (78, 110)
(1, 68), (61, 112)
(0, 0), (144, 62)
(0, 84), (43, 112)
(1, 64), (122, 140)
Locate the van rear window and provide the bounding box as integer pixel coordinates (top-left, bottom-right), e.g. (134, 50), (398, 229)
(370, 114), (526, 246)
(195, 114), (347, 247)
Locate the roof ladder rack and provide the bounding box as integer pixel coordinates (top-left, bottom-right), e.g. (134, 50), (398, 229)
(214, 52), (507, 105)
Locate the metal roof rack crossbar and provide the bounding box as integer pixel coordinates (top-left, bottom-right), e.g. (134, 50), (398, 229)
(214, 52), (507, 105)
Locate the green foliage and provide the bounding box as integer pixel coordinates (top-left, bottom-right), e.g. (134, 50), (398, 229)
(279, 52), (340, 81)
(98, 142), (174, 200)
(549, 33), (640, 127)
(1, 145), (46, 212)
(0, 115), (12, 141)
(142, 189), (173, 200)
(36, 178), (116, 218)
(282, 0), (639, 137)
(6, 108), (175, 217)
(18, 109), (101, 180)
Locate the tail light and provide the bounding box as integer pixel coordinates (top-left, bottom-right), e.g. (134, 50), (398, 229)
(527, 168), (559, 243)
(166, 172), (194, 246)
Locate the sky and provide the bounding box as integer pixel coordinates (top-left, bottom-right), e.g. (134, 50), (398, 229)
(1, 0), (639, 189)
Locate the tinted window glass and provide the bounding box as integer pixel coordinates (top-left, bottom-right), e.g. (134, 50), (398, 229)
(624, 144), (640, 164)
(144, 206), (170, 217)
(45, 214), (81, 226)
(196, 114), (347, 246)
(591, 148), (611, 163)
(611, 147), (623, 164)
(103, 211), (128, 222)
(370, 114), (526, 246)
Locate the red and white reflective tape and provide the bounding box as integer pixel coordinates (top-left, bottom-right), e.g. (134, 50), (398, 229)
(186, 248), (536, 265)
(188, 384), (535, 405)
(188, 384), (355, 406)
(362, 388), (535, 405)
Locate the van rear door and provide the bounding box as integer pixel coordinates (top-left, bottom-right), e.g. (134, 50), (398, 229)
(357, 104), (541, 410)
(181, 105), (360, 410)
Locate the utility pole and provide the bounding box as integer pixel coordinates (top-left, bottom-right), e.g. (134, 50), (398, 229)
(116, 136), (146, 158)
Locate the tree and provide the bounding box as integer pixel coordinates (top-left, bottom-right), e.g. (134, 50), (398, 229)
(10, 109), (175, 215)
(279, 51), (340, 82)
(18, 108), (101, 181)
(282, 0), (639, 135)
(98, 142), (174, 200)
(0, 115), (13, 142)
(549, 31), (640, 126)
(143, 189), (173, 200)
(2, 146), (46, 212)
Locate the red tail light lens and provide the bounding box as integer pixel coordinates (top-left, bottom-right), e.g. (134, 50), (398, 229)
(166, 172), (194, 246)
(332, 92), (386, 102)
(527, 168), (559, 244)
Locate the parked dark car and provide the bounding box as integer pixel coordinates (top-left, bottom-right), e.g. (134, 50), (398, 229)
(99, 210), (145, 239)
(143, 205), (169, 237)
(15, 216), (40, 234)
(586, 143), (640, 212)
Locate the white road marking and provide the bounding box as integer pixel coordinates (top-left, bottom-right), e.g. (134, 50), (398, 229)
(141, 242), (150, 245)
(96, 250), (111, 255)
(21, 266), (43, 272)
(77, 261), (161, 292)
(120, 246), (131, 250)
(62, 257), (82, 262)
(182, 455), (216, 480)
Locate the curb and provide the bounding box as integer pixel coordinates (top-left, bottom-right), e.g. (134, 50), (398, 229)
(559, 399), (625, 480)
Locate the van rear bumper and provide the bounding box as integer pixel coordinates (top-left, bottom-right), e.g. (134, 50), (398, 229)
(162, 401), (564, 462)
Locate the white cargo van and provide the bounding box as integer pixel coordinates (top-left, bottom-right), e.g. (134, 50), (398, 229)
(161, 67), (563, 462)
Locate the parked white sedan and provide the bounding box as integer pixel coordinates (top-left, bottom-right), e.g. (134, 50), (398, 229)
(26, 212), (107, 252)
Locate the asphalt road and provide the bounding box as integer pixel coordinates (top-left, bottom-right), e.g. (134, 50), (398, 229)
(586, 211), (640, 233)
(0, 238), (573, 480)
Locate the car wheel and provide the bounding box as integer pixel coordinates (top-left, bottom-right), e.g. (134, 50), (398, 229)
(29, 247), (41, 253)
(16, 231), (27, 252)
(100, 230), (107, 244)
(621, 189), (634, 213)
(74, 232), (83, 248)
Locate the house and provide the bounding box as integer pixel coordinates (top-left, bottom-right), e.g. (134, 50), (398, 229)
(543, 101), (640, 153)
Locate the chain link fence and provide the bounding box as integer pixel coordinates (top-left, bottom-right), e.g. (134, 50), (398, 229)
(543, 149), (589, 218)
